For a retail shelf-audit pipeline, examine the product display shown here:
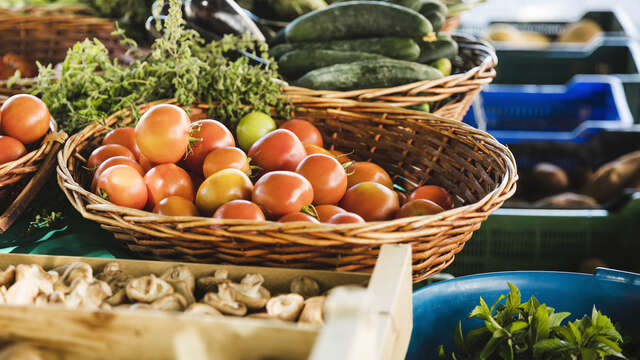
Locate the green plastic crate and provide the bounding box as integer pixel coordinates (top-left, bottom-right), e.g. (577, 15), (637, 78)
(449, 194), (640, 276)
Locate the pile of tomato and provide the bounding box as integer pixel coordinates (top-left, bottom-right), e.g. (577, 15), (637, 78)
(0, 94), (51, 165)
(90, 104), (454, 223)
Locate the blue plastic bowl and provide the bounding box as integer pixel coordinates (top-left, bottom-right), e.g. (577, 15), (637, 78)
(407, 269), (640, 360)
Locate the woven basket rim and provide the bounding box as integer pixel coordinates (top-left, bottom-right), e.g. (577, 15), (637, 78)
(57, 98), (517, 233)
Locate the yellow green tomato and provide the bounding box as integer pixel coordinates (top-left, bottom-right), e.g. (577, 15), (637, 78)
(236, 112), (277, 151)
(195, 168), (253, 216)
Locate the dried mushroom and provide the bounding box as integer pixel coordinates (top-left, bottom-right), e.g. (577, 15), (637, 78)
(203, 282), (247, 316)
(266, 294), (304, 321)
(298, 296), (325, 325)
(126, 274), (174, 303)
(0, 343), (44, 360)
(196, 270), (228, 294)
(33, 294), (49, 307)
(168, 280), (196, 306)
(247, 312), (276, 320)
(0, 286), (6, 304)
(290, 276), (320, 298)
(5, 277), (40, 305)
(128, 303), (154, 311)
(160, 266), (195, 293)
(230, 274), (270, 310)
(15, 264), (55, 296)
(0, 266), (15, 287)
(151, 293), (188, 311)
(185, 303), (223, 317)
(84, 280), (112, 309)
(105, 288), (128, 306)
(97, 262), (131, 289)
(54, 262), (93, 286)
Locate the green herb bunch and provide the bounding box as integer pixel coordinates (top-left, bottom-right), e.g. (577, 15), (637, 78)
(439, 283), (627, 360)
(31, 0), (290, 134)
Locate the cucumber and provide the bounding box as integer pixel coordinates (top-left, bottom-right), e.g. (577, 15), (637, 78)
(279, 49), (387, 78)
(417, 34), (458, 64)
(422, 8), (445, 32)
(381, 0), (422, 11)
(294, 58), (444, 90)
(285, 1), (433, 42)
(270, 37), (420, 61)
(269, 28), (286, 46)
(420, 0), (447, 17)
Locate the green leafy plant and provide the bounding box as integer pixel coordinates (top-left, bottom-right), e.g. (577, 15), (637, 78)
(439, 283), (627, 360)
(31, 0), (291, 134)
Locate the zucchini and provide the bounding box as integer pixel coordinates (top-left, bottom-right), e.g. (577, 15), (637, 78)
(270, 37), (420, 61)
(294, 58), (444, 90)
(279, 49), (386, 78)
(417, 34), (458, 64)
(420, 0), (447, 17)
(285, 1), (433, 42)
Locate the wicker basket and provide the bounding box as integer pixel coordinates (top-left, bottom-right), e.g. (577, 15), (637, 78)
(57, 98), (517, 282)
(0, 95), (68, 233)
(0, 5), (127, 96)
(284, 34), (497, 121)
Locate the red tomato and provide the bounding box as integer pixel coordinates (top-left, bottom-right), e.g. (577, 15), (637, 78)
(103, 127), (137, 153)
(91, 156), (144, 192)
(396, 191), (409, 206)
(347, 162), (393, 189)
(279, 119), (323, 147)
(96, 165), (148, 210)
(135, 104), (191, 164)
(252, 171), (314, 218)
(296, 154), (347, 205)
(278, 212), (320, 223)
(328, 212), (365, 224)
(213, 200), (265, 221)
(408, 185), (453, 210)
(203, 147), (250, 178)
(2, 54), (37, 78)
(248, 129), (306, 172)
(87, 144), (135, 170)
(397, 199), (444, 218)
(0, 136), (26, 164)
(196, 168), (253, 215)
(340, 182), (399, 221)
(314, 205), (346, 222)
(136, 151), (156, 173)
(183, 119), (235, 174)
(153, 196), (200, 216)
(144, 163), (194, 209)
(0, 94), (50, 145)
(329, 150), (352, 165)
(303, 143), (333, 157)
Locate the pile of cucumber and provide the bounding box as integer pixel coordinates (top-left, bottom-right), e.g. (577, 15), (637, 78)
(270, 0), (459, 92)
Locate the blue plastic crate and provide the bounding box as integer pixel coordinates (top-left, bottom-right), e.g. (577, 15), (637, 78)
(463, 75), (633, 144)
(407, 269), (640, 360)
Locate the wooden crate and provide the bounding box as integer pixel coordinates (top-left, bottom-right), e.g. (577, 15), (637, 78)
(0, 244), (412, 360)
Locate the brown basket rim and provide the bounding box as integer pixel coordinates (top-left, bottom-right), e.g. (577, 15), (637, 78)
(57, 98), (517, 233)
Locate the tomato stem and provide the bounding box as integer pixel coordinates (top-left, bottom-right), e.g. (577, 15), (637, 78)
(301, 204), (319, 219)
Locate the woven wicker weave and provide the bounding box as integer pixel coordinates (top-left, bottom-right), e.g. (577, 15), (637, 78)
(284, 34), (497, 121)
(0, 95), (67, 233)
(0, 5), (127, 96)
(57, 98), (517, 282)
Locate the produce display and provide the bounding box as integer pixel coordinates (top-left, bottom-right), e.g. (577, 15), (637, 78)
(438, 283), (629, 360)
(0, 53), (37, 81)
(487, 19), (603, 49)
(271, 0), (459, 93)
(88, 103), (454, 223)
(0, 94), (50, 165)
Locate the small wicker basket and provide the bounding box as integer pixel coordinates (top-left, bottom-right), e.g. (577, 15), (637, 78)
(57, 98), (517, 282)
(0, 5), (127, 96)
(284, 34), (497, 121)
(0, 95), (68, 233)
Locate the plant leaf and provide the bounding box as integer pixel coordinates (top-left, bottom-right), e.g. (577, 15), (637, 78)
(553, 325), (577, 344)
(437, 345), (447, 359)
(549, 312), (571, 328)
(602, 328), (623, 343)
(479, 332), (505, 360)
(453, 322), (466, 355)
(490, 294), (506, 315)
(469, 297), (492, 321)
(464, 326), (491, 353)
(581, 348), (598, 360)
(534, 304), (551, 341)
(533, 338), (578, 357)
(506, 282), (521, 308)
(592, 335), (623, 354)
(510, 321), (528, 333)
(569, 321), (582, 345)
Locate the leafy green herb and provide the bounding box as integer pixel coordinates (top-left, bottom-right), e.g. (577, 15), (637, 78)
(25, 210), (63, 235)
(439, 283), (627, 360)
(32, 0), (291, 134)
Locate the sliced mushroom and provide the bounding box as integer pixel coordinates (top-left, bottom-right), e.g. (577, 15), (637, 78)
(266, 294), (304, 321)
(15, 264), (55, 296)
(203, 282), (247, 316)
(0, 343), (44, 360)
(5, 278), (40, 305)
(168, 280), (196, 306)
(151, 293), (188, 311)
(298, 296), (325, 325)
(54, 262), (93, 286)
(290, 276), (320, 299)
(126, 274), (174, 303)
(184, 303), (223, 317)
(0, 266), (15, 287)
(160, 266), (195, 293)
(230, 274), (270, 310)
(196, 270), (228, 294)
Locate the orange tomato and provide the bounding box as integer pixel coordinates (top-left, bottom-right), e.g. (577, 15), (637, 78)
(252, 171), (314, 218)
(248, 129), (306, 172)
(279, 119), (323, 147)
(397, 199), (444, 218)
(87, 144), (135, 170)
(314, 204), (346, 222)
(340, 182), (399, 221)
(0, 136), (26, 164)
(135, 104), (191, 164)
(103, 127), (137, 153)
(96, 165), (148, 210)
(328, 212), (365, 224)
(0, 94), (50, 145)
(183, 119), (235, 174)
(153, 196), (200, 216)
(278, 212), (320, 223)
(347, 162), (393, 189)
(202, 147), (250, 178)
(144, 163), (194, 209)
(92, 156), (144, 192)
(213, 200), (265, 221)
(196, 168), (253, 215)
(408, 185), (454, 210)
(303, 143), (333, 157)
(296, 154), (347, 205)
